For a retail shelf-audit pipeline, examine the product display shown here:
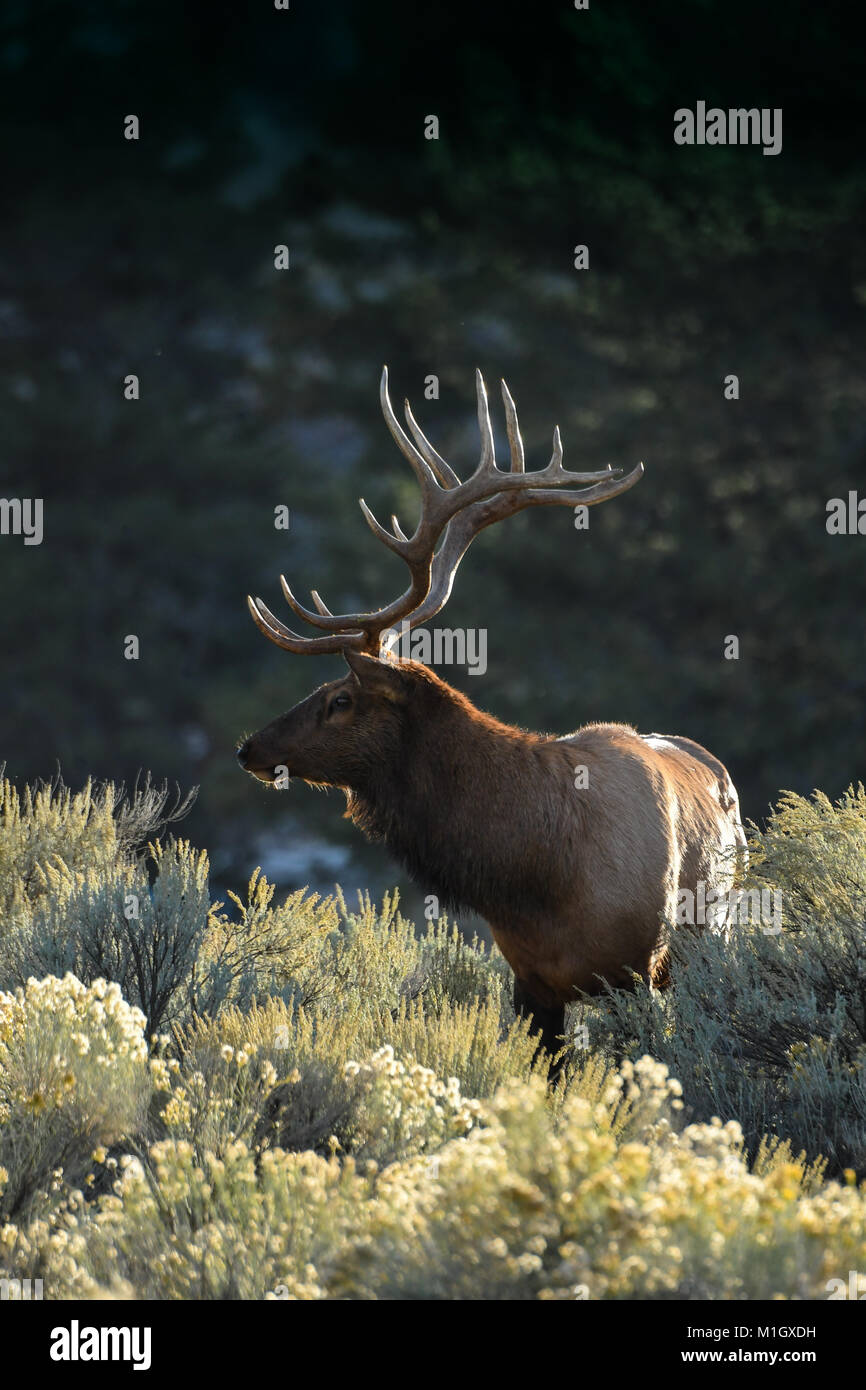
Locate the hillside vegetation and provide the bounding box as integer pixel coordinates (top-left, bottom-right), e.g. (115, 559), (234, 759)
(1, 774), (865, 1299)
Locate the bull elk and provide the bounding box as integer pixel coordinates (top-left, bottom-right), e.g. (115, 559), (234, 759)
(238, 368), (746, 1072)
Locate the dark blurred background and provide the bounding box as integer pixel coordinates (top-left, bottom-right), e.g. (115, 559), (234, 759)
(1, 0), (864, 909)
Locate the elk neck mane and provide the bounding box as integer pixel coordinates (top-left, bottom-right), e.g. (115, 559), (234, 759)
(344, 660), (580, 916)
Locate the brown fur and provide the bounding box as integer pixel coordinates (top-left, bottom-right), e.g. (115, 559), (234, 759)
(238, 652), (746, 1038)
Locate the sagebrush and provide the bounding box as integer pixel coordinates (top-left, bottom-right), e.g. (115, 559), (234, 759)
(1, 774), (865, 1299)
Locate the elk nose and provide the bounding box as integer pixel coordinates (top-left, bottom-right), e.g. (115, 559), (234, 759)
(236, 739), (251, 768)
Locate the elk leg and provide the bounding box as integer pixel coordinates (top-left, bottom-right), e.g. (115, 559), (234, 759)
(513, 978), (566, 1082)
(648, 943), (672, 990)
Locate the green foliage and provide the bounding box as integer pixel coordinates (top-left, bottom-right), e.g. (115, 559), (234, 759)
(0, 775), (207, 1037)
(0, 773), (194, 920)
(582, 786), (866, 1178)
(0, 776), (119, 920)
(2, 774), (866, 1298)
(194, 871), (339, 1016)
(4, 840), (210, 1040)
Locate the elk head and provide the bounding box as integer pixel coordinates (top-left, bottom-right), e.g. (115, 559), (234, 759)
(237, 368), (644, 789)
(238, 647), (412, 789)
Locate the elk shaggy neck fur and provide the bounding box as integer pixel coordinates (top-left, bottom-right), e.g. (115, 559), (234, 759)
(346, 662), (572, 918)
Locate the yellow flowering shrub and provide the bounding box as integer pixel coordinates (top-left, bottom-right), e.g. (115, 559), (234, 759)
(2, 1051), (864, 1300)
(340, 1044), (483, 1161)
(0, 973), (150, 1219)
(169, 993), (538, 1165)
(2, 775), (866, 1299)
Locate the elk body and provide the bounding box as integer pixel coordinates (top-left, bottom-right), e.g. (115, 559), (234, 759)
(238, 369), (746, 1069)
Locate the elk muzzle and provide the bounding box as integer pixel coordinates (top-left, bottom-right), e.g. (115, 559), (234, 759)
(236, 737), (285, 784)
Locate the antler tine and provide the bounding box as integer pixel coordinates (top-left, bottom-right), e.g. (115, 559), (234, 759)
(500, 380), (525, 473)
(475, 369), (497, 474)
(278, 576), (340, 630)
(531, 423), (567, 480)
(359, 496), (411, 554)
(275, 570), (422, 638)
(280, 577), (326, 626)
(548, 425), (563, 474)
(391, 514), (409, 542)
(380, 367), (441, 498)
(520, 460), (645, 508)
(247, 595), (367, 654)
(310, 590), (333, 616)
(404, 399), (461, 489)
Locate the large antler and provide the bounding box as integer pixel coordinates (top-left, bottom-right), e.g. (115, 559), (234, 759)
(248, 368), (644, 655)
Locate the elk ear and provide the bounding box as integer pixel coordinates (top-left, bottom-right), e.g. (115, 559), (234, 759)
(343, 649), (409, 702)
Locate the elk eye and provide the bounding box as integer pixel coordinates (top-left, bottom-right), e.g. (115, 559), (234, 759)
(330, 693), (351, 713)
